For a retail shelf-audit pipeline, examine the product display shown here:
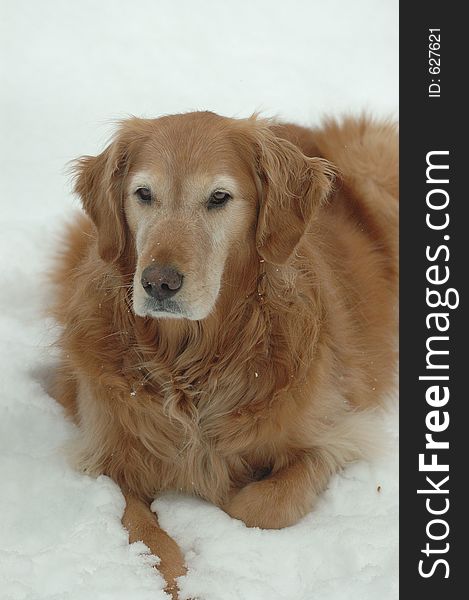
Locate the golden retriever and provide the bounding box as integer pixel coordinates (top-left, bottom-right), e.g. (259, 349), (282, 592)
(51, 111), (398, 597)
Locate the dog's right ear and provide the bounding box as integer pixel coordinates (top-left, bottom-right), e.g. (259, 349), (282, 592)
(249, 121), (336, 265)
(72, 124), (141, 264)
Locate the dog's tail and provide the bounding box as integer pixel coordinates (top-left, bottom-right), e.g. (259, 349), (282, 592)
(314, 114), (398, 265)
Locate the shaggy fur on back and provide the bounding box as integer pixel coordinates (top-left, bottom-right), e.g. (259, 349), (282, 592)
(52, 113), (398, 535)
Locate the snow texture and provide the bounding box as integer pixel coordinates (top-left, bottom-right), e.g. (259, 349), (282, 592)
(0, 1), (398, 598)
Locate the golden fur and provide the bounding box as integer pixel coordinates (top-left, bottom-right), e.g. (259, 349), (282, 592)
(51, 112), (398, 595)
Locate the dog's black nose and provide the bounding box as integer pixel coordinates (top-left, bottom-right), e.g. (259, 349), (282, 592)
(141, 264), (183, 300)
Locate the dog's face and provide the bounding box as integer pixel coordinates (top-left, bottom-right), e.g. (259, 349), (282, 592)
(123, 115), (259, 320)
(73, 112), (334, 320)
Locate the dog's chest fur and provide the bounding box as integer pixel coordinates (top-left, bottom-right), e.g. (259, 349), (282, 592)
(75, 323), (293, 505)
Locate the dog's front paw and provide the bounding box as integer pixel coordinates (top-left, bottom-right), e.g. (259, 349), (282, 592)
(224, 479), (311, 529)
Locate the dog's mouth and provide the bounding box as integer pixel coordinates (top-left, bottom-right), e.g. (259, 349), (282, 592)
(140, 297), (187, 319)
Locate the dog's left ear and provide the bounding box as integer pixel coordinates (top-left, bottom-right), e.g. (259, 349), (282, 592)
(72, 121), (144, 264)
(253, 124), (336, 265)
(72, 144), (127, 264)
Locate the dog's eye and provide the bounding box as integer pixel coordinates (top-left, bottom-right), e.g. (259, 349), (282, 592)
(135, 187), (152, 204)
(208, 190), (231, 209)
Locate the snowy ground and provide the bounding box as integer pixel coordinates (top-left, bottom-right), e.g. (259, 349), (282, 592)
(0, 1), (398, 599)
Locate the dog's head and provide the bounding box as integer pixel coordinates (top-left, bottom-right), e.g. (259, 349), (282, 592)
(73, 112), (334, 320)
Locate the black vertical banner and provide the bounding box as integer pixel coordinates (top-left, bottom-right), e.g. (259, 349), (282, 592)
(400, 2), (465, 597)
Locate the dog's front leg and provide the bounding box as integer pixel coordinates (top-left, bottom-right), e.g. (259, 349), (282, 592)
(224, 451), (334, 529)
(122, 492), (186, 598)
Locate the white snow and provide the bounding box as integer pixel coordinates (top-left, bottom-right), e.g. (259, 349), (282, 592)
(0, 1), (398, 599)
